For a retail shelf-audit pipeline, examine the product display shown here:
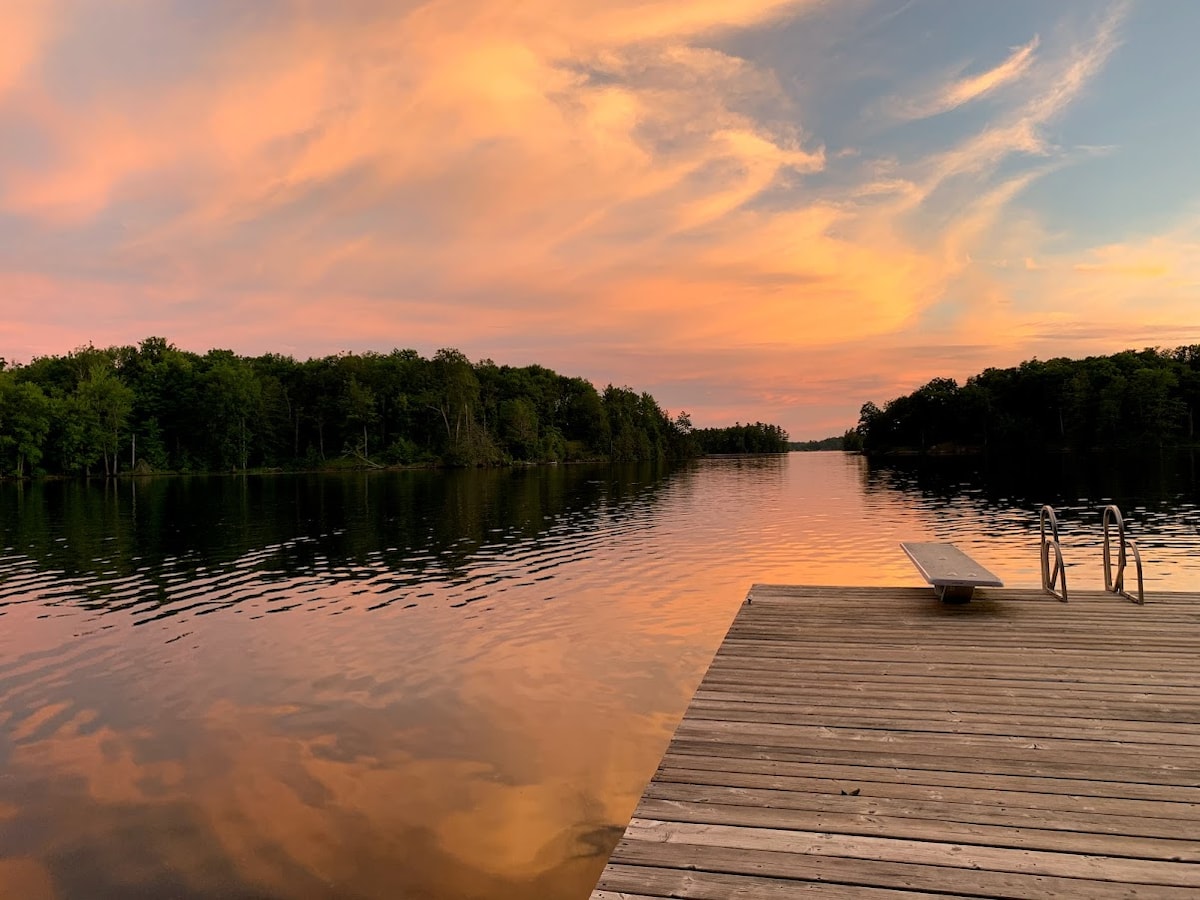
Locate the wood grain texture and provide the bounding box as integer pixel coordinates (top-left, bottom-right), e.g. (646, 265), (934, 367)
(590, 585), (1200, 898)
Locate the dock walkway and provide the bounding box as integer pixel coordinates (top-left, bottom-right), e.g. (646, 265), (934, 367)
(592, 585), (1200, 899)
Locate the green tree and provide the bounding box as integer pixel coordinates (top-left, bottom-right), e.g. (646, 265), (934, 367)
(125, 337), (202, 470)
(561, 376), (607, 454)
(428, 349), (481, 462)
(499, 397), (539, 459)
(0, 376), (53, 476)
(1129, 366), (1185, 447)
(76, 363), (134, 476)
(344, 375), (379, 460)
(202, 352), (262, 470)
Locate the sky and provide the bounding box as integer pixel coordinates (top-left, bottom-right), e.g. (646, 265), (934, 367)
(3, 0), (1200, 439)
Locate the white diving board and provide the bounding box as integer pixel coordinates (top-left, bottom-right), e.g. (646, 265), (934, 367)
(900, 541), (1003, 602)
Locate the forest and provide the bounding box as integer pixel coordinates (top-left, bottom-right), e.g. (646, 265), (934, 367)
(693, 422), (790, 454)
(855, 346), (1200, 455)
(0, 339), (795, 477)
(790, 436), (845, 452)
(0, 338), (731, 477)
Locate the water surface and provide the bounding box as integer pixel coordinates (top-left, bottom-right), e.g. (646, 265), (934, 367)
(2, 452), (1199, 898)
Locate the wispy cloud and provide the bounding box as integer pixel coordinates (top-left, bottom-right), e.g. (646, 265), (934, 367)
(902, 36), (1041, 120)
(942, 36), (1039, 108)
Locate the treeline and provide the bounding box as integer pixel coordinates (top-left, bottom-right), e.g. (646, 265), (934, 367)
(857, 346), (1200, 455)
(790, 436), (844, 451)
(0, 338), (709, 476)
(693, 422), (790, 454)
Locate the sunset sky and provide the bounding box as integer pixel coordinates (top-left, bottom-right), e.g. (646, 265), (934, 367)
(3, 1), (1199, 438)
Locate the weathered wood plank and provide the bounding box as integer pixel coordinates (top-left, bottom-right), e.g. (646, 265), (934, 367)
(643, 781), (1198, 839)
(699, 671), (1200, 700)
(652, 765), (1200, 815)
(665, 737), (1200, 785)
(722, 629), (1200, 651)
(689, 691), (1200, 725)
(668, 721), (1200, 771)
(617, 818), (1200, 886)
(657, 751), (1200, 803)
(691, 689), (1200, 723)
(670, 718), (1200, 759)
(632, 796), (1200, 861)
(609, 840), (1200, 900)
(684, 700), (1200, 735)
(596, 866), (952, 899)
(716, 638), (1200, 665)
(685, 698), (1200, 740)
(711, 649), (1200, 680)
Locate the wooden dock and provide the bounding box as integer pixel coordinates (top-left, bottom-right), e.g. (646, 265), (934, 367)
(592, 585), (1200, 899)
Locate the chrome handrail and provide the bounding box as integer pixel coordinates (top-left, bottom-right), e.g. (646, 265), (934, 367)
(1102, 504), (1144, 604)
(1039, 505), (1068, 601)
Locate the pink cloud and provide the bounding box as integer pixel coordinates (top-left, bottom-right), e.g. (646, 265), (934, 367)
(0, 1), (54, 100)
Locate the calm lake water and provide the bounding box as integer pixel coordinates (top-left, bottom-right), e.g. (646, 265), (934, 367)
(2, 451), (1200, 899)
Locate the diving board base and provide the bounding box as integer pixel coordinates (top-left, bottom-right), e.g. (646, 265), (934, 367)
(901, 541), (1003, 603)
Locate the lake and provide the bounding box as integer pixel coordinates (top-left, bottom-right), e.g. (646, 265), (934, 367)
(2, 451), (1200, 899)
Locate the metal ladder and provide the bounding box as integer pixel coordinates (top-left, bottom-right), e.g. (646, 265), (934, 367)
(1039, 505), (1068, 601)
(1039, 504), (1144, 604)
(1101, 504), (1145, 604)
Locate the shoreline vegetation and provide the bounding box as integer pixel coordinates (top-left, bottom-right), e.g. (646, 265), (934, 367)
(854, 346), (1200, 457)
(0, 337), (789, 480)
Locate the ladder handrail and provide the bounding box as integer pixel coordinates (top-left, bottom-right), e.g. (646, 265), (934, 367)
(1039, 505), (1068, 602)
(1102, 504), (1144, 604)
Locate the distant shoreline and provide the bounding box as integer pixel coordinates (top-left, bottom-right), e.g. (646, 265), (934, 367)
(0, 451), (822, 482)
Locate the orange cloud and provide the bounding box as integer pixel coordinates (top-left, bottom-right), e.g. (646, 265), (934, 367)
(3, 105), (164, 223)
(0, 1), (54, 100)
